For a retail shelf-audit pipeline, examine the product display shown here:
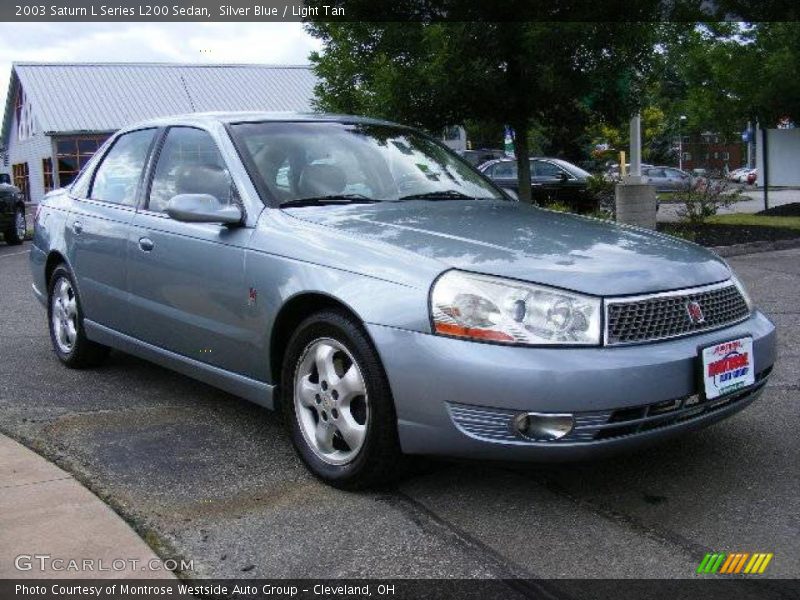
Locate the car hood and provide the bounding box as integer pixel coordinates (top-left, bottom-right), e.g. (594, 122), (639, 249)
(284, 200), (730, 296)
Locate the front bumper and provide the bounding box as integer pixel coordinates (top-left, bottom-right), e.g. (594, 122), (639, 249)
(367, 310), (776, 460)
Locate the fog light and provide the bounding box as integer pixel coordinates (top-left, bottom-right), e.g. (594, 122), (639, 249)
(513, 412), (574, 441)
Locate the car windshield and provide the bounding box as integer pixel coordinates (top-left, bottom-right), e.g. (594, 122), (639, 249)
(550, 158), (591, 178)
(230, 121), (504, 206)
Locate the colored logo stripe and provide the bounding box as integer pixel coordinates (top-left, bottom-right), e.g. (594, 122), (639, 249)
(698, 552), (773, 574)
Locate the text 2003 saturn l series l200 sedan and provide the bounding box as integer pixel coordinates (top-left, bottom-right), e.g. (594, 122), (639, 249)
(31, 112), (776, 487)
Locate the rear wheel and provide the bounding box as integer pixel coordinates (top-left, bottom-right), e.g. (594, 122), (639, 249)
(4, 206), (25, 245)
(282, 310), (402, 488)
(47, 265), (109, 368)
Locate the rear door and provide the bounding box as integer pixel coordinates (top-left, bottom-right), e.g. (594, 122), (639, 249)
(664, 168), (690, 190)
(644, 168), (668, 191)
(66, 128), (157, 333)
(531, 159), (569, 204)
(484, 161), (519, 192)
(126, 126), (256, 377)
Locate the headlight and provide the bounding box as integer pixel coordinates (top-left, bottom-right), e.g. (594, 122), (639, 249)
(731, 273), (754, 312)
(430, 270), (602, 345)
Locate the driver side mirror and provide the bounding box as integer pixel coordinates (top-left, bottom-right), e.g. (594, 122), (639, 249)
(166, 194), (242, 225)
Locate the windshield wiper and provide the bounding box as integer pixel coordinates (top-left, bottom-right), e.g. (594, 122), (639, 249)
(279, 194), (379, 208)
(398, 190), (477, 201)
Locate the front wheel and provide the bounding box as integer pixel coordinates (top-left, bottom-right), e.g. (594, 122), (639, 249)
(282, 310), (402, 488)
(47, 265), (109, 368)
(4, 206), (25, 245)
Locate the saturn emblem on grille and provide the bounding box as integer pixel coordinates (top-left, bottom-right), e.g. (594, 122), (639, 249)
(686, 301), (705, 324)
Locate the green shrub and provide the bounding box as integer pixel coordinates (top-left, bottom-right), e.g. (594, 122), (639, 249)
(674, 179), (742, 226)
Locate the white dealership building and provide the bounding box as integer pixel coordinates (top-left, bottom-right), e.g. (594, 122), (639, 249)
(0, 62), (317, 204)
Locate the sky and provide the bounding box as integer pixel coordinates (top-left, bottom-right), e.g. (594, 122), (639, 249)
(0, 23), (323, 101)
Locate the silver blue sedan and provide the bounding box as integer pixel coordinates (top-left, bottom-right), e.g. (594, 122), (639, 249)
(31, 113), (776, 487)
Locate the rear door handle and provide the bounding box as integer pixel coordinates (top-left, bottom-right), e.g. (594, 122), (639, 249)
(72, 221), (83, 235)
(138, 237), (154, 252)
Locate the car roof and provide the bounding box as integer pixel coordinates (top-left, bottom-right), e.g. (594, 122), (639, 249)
(121, 111), (399, 131)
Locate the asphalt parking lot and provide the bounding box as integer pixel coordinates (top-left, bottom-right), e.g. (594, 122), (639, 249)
(0, 242), (797, 583)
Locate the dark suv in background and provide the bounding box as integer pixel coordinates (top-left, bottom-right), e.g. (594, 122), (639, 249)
(0, 174), (26, 245)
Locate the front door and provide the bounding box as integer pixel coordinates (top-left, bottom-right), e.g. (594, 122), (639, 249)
(531, 159), (568, 204)
(66, 128), (157, 333)
(126, 126), (256, 377)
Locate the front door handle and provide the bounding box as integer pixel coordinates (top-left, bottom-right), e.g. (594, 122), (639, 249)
(72, 221), (83, 235)
(138, 237), (154, 252)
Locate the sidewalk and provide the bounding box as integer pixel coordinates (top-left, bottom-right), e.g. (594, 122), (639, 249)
(0, 434), (175, 579)
(659, 188), (800, 223)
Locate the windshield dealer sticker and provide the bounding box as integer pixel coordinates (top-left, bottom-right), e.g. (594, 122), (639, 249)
(702, 337), (755, 400)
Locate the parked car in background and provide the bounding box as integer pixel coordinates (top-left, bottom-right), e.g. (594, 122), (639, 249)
(604, 163), (654, 181)
(479, 157), (594, 211)
(643, 166), (692, 192)
(31, 112), (776, 488)
(746, 168), (758, 185)
(0, 180), (26, 245)
(457, 148), (507, 168)
(727, 167), (749, 182)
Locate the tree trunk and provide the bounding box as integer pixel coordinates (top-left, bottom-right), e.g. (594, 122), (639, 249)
(512, 121), (532, 204)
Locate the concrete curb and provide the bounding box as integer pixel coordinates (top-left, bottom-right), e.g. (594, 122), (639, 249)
(711, 238), (800, 258)
(0, 434), (177, 579)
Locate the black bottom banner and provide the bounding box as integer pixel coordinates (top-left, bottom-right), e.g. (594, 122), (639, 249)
(2, 579), (799, 600)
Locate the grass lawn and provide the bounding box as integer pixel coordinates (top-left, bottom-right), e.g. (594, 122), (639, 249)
(707, 214), (800, 231)
(656, 192), (680, 203)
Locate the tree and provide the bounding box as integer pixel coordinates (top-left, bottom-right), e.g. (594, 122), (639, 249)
(655, 22), (800, 134)
(306, 18), (661, 202)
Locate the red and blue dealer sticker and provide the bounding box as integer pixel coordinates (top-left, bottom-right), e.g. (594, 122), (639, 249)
(702, 337), (755, 400)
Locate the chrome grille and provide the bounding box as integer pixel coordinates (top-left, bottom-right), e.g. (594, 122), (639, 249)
(605, 281), (750, 345)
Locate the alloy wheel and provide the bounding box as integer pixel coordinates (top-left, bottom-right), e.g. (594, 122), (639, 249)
(293, 338), (369, 466)
(51, 277), (78, 354)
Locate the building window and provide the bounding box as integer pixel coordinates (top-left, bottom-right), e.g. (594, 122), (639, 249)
(42, 158), (54, 193)
(682, 152), (691, 161)
(55, 135), (109, 187)
(12, 162), (30, 203)
(15, 87), (34, 141)
(721, 151), (730, 161)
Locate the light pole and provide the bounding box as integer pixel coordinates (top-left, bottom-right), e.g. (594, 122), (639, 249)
(678, 115), (687, 171)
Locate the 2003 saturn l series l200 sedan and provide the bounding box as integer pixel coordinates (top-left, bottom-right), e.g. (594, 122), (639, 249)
(30, 112), (776, 488)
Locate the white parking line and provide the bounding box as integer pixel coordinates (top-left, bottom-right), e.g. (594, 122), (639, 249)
(0, 250), (28, 259)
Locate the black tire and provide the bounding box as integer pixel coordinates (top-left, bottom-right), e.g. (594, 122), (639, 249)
(281, 309), (403, 489)
(47, 265), (110, 368)
(4, 206), (25, 245)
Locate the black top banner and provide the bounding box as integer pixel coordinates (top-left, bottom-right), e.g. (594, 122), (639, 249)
(4, 0), (800, 22)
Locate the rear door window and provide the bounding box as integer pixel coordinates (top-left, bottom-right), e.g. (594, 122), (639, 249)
(493, 162), (518, 178)
(532, 160), (565, 179)
(89, 129), (156, 206)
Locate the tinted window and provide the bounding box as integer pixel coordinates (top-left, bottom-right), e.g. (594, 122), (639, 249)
(90, 129), (155, 206)
(148, 127), (234, 213)
(533, 161), (564, 178)
(492, 162), (518, 178)
(646, 168), (666, 178)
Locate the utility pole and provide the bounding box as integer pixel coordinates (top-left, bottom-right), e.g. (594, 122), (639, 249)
(761, 126), (769, 211)
(678, 115), (687, 171)
(629, 113), (642, 181)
